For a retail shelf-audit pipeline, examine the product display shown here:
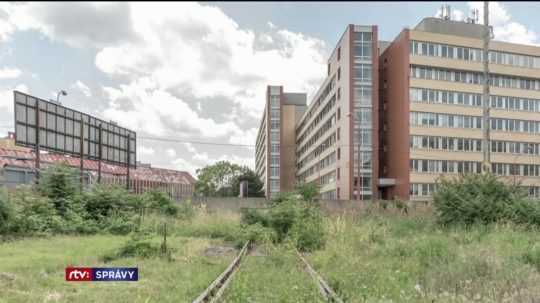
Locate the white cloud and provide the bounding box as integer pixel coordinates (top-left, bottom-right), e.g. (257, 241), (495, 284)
(0, 67), (21, 79)
(0, 2), (327, 175)
(94, 2), (326, 118)
(165, 148), (176, 157)
(138, 146), (155, 155)
(435, 7), (465, 22)
(183, 142), (197, 153)
(467, 2), (538, 45)
(72, 80), (92, 97)
(0, 84), (29, 136)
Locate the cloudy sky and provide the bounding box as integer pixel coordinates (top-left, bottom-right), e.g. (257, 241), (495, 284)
(0, 2), (538, 177)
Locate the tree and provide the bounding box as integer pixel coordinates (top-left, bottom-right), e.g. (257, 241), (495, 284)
(295, 182), (319, 202)
(231, 168), (265, 197)
(195, 161), (243, 197)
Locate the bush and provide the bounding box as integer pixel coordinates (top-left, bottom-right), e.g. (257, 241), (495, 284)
(239, 194), (325, 251)
(433, 173), (535, 226)
(236, 223), (277, 247)
(8, 188), (65, 234)
(143, 190), (179, 216)
(0, 189), (13, 234)
(102, 229), (161, 262)
(104, 215), (137, 235)
(290, 204), (325, 251)
(38, 163), (79, 216)
(82, 185), (134, 221)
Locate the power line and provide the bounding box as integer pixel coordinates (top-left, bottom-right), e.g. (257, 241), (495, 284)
(138, 136), (255, 147)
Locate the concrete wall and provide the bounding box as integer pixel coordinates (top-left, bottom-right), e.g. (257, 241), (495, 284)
(181, 197), (432, 215)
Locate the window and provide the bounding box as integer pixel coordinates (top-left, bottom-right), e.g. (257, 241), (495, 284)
(337, 107), (341, 120)
(337, 47), (341, 61)
(337, 67), (341, 80)
(354, 64), (372, 82)
(337, 128), (340, 140)
(337, 148), (341, 160)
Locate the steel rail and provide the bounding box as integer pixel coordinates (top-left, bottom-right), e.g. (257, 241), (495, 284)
(296, 249), (345, 303)
(192, 241), (250, 303)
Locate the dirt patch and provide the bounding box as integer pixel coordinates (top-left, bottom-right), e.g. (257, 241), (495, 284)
(44, 291), (63, 302)
(203, 245), (237, 257)
(249, 245), (268, 257)
(0, 272), (16, 281)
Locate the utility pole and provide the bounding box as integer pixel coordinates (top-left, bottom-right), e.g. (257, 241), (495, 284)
(482, 1), (491, 173)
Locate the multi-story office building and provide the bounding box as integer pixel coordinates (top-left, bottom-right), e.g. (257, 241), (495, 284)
(256, 16), (540, 201)
(255, 25), (380, 200)
(255, 86), (307, 198)
(381, 17), (540, 200)
(295, 25), (380, 200)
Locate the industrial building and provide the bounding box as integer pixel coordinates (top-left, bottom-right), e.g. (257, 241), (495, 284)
(0, 133), (195, 200)
(255, 15), (540, 201)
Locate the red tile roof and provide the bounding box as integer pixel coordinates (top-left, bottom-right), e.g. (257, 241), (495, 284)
(0, 146), (195, 185)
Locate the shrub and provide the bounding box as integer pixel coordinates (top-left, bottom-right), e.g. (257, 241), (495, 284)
(433, 173), (530, 226)
(82, 185), (134, 221)
(239, 194), (325, 251)
(290, 204), (325, 251)
(0, 189), (13, 234)
(143, 190), (178, 216)
(236, 223), (277, 247)
(8, 188), (65, 234)
(38, 163), (79, 216)
(104, 215), (137, 235)
(102, 229), (161, 262)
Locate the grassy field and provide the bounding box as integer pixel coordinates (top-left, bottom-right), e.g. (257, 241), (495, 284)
(0, 233), (235, 302)
(308, 213), (540, 303)
(222, 245), (325, 302)
(2, 207), (540, 302)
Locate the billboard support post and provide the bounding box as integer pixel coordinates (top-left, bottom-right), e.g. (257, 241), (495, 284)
(80, 120), (84, 191)
(98, 123), (102, 184)
(35, 100), (40, 183)
(126, 133), (131, 191)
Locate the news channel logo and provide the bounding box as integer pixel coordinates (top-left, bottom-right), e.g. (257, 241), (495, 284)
(65, 267), (138, 282)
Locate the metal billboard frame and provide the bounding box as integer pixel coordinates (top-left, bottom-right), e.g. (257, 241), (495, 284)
(13, 90), (137, 188)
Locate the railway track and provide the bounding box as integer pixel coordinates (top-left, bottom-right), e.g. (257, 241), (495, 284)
(192, 241), (251, 303)
(296, 249), (345, 303)
(193, 242), (343, 303)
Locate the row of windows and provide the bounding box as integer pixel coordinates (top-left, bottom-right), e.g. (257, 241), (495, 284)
(490, 118), (540, 134)
(410, 87), (540, 113)
(353, 151), (372, 171)
(296, 94), (336, 145)
(297, 114), (336, 159)
(410, 41), (483, 62)
(411, 111), (540, 134)
(410, 135), (482, 152)
(297, 134), (336, 180)
(411, 65), (540, 91)
(491, 140), (540, 155)
(297, 76), (336, 134)
(320, 171), (336, 186)
(410, 40), (540, 69)
(410, 112), (482, 129)
(269, 95), (280, 108)
(411, 183), (540, 198)
(410, 135), (540, 156)
(410, 183), (437, 197)
(320, 189), (337, 200)
(410, 159), (482, 174)
(491, 163), (540, 177)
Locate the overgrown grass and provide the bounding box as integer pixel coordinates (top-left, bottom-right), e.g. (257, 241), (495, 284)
(0, 234), (234, 303)
(307, 213), (540, 302)
(222, 244), (325, 302)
